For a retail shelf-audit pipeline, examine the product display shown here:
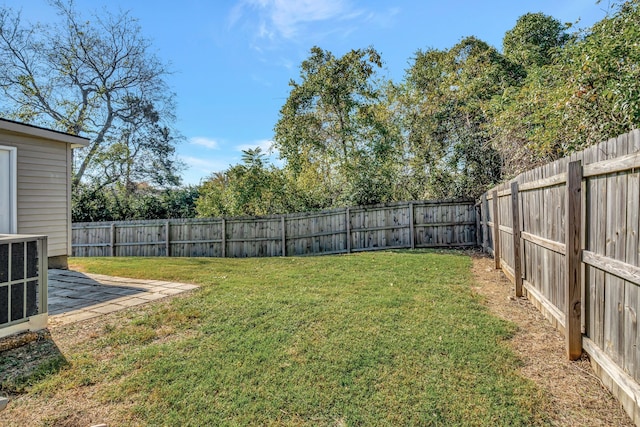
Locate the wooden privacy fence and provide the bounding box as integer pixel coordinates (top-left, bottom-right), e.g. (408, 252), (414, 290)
(478, 128), (640, 425)
(73, 200), (476, 258)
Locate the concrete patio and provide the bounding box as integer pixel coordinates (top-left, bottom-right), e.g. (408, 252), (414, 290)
(48, 270), (198, 326)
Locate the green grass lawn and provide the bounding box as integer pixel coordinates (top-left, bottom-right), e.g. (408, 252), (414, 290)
(12, 251), (548, 425)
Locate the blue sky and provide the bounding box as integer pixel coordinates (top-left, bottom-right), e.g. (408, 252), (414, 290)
(2, 0), (610, 185)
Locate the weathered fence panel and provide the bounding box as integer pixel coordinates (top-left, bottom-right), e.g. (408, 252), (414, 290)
(350, 204), (410, 251)
(72, 224), (111, 257)
(73, 200), (476, 259)
(284, 210), (348, 256)
(478, 128), (640, 425)
(413, 202), (476, 248)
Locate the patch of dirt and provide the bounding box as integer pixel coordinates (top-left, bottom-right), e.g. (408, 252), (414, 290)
(471, 253), (634, 426)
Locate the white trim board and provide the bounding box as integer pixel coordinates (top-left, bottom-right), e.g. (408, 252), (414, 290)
(0, 145), (17, 234)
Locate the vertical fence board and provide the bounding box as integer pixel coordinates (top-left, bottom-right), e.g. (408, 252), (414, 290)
(588, 141), (608, 350)
(221, 219), (227, 258)
(409, 203), (415, 249)
(612, 134), (631, 373)
(585, 145), (597, 344)
(281, 216), (286, 257)
(110, 223), (116, 257)
(566, 161), (583, 360)
(165, 221), (170, 257)
(480, 194), (488, 252)
(626, 148), (639, 379)
(604, 137), (627, 365)
(492, 191), (501, 269)
(511, 182), (522, 297)
(629, 129), (640, 382)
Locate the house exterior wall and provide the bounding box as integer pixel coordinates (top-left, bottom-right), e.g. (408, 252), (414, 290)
(0, 130), (75, 263)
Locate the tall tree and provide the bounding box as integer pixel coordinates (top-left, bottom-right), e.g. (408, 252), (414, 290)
(502, 12), (569, 69)
(491, 2), (640, 176)
(0, 0), (179, 186)
(489, 13), (570, 177)
(401, 37), (520, 198)
(489, 65), (571, 177)
(275, 46), (381, 171)
(274, 46), (400, 206)
(560, 0), (640, 147)
(93, 98), (182, 194)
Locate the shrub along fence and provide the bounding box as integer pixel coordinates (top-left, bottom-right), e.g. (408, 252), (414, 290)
(478, 128), (640, 425)
(73, 200), (476, 258)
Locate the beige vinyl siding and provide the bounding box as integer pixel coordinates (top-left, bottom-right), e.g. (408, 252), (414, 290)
(1, 133), (72, 257)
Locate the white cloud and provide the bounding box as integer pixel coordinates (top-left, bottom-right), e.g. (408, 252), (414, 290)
(230, 0), (364, 41)
(179, 139), (286, 186)
(189, 136), (221, 150)
(363, 7), (400, 29)
(180, 155), (230, 172)
(269, 0), (354, 38)
(235, 139), (284, 167)
(236, 139), (275, 153)
(179, 154), (235, 185)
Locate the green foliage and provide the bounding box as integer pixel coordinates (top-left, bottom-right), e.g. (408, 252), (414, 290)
(489, 65), (572, 177)
(274, 46), (403, 206)
(72, 183), (114, 222)
(266, 4), (640, 203)
(502, 13), (569, 69)
(72, 183), (199, 222)
(60, 2), (640, 220)
(560, 0), (640, 146)
(196, 148), (312, 217)
(274, 46), (382, 170)
(399, 37), (516, 198)
(211, 3), (640, 212)
(490, 1), (640, 176)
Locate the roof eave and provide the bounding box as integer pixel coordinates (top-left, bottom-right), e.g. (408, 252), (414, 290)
(0, 118), (90, 148)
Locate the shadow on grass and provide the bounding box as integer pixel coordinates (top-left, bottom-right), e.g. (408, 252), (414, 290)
(0, 330), (68, 395)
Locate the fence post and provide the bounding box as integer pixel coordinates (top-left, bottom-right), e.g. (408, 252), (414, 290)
(110, 223), (116, 257)
(345, 208), (351, 253)
(481, 194), (488, 253)
(566, 160), (583, 360)
(511, 182), (523, 297)
(492, 190), (501, 269)
(409, 202), (415, 249)
(475, 202), (481, 247)
(165, 220), (171, 257)
(221, 218), (226, 258)
(187, 220), (192, 257)
(281, 215), (286, 257)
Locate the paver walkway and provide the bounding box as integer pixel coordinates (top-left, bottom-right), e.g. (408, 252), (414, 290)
(48, 270), (198, 326)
